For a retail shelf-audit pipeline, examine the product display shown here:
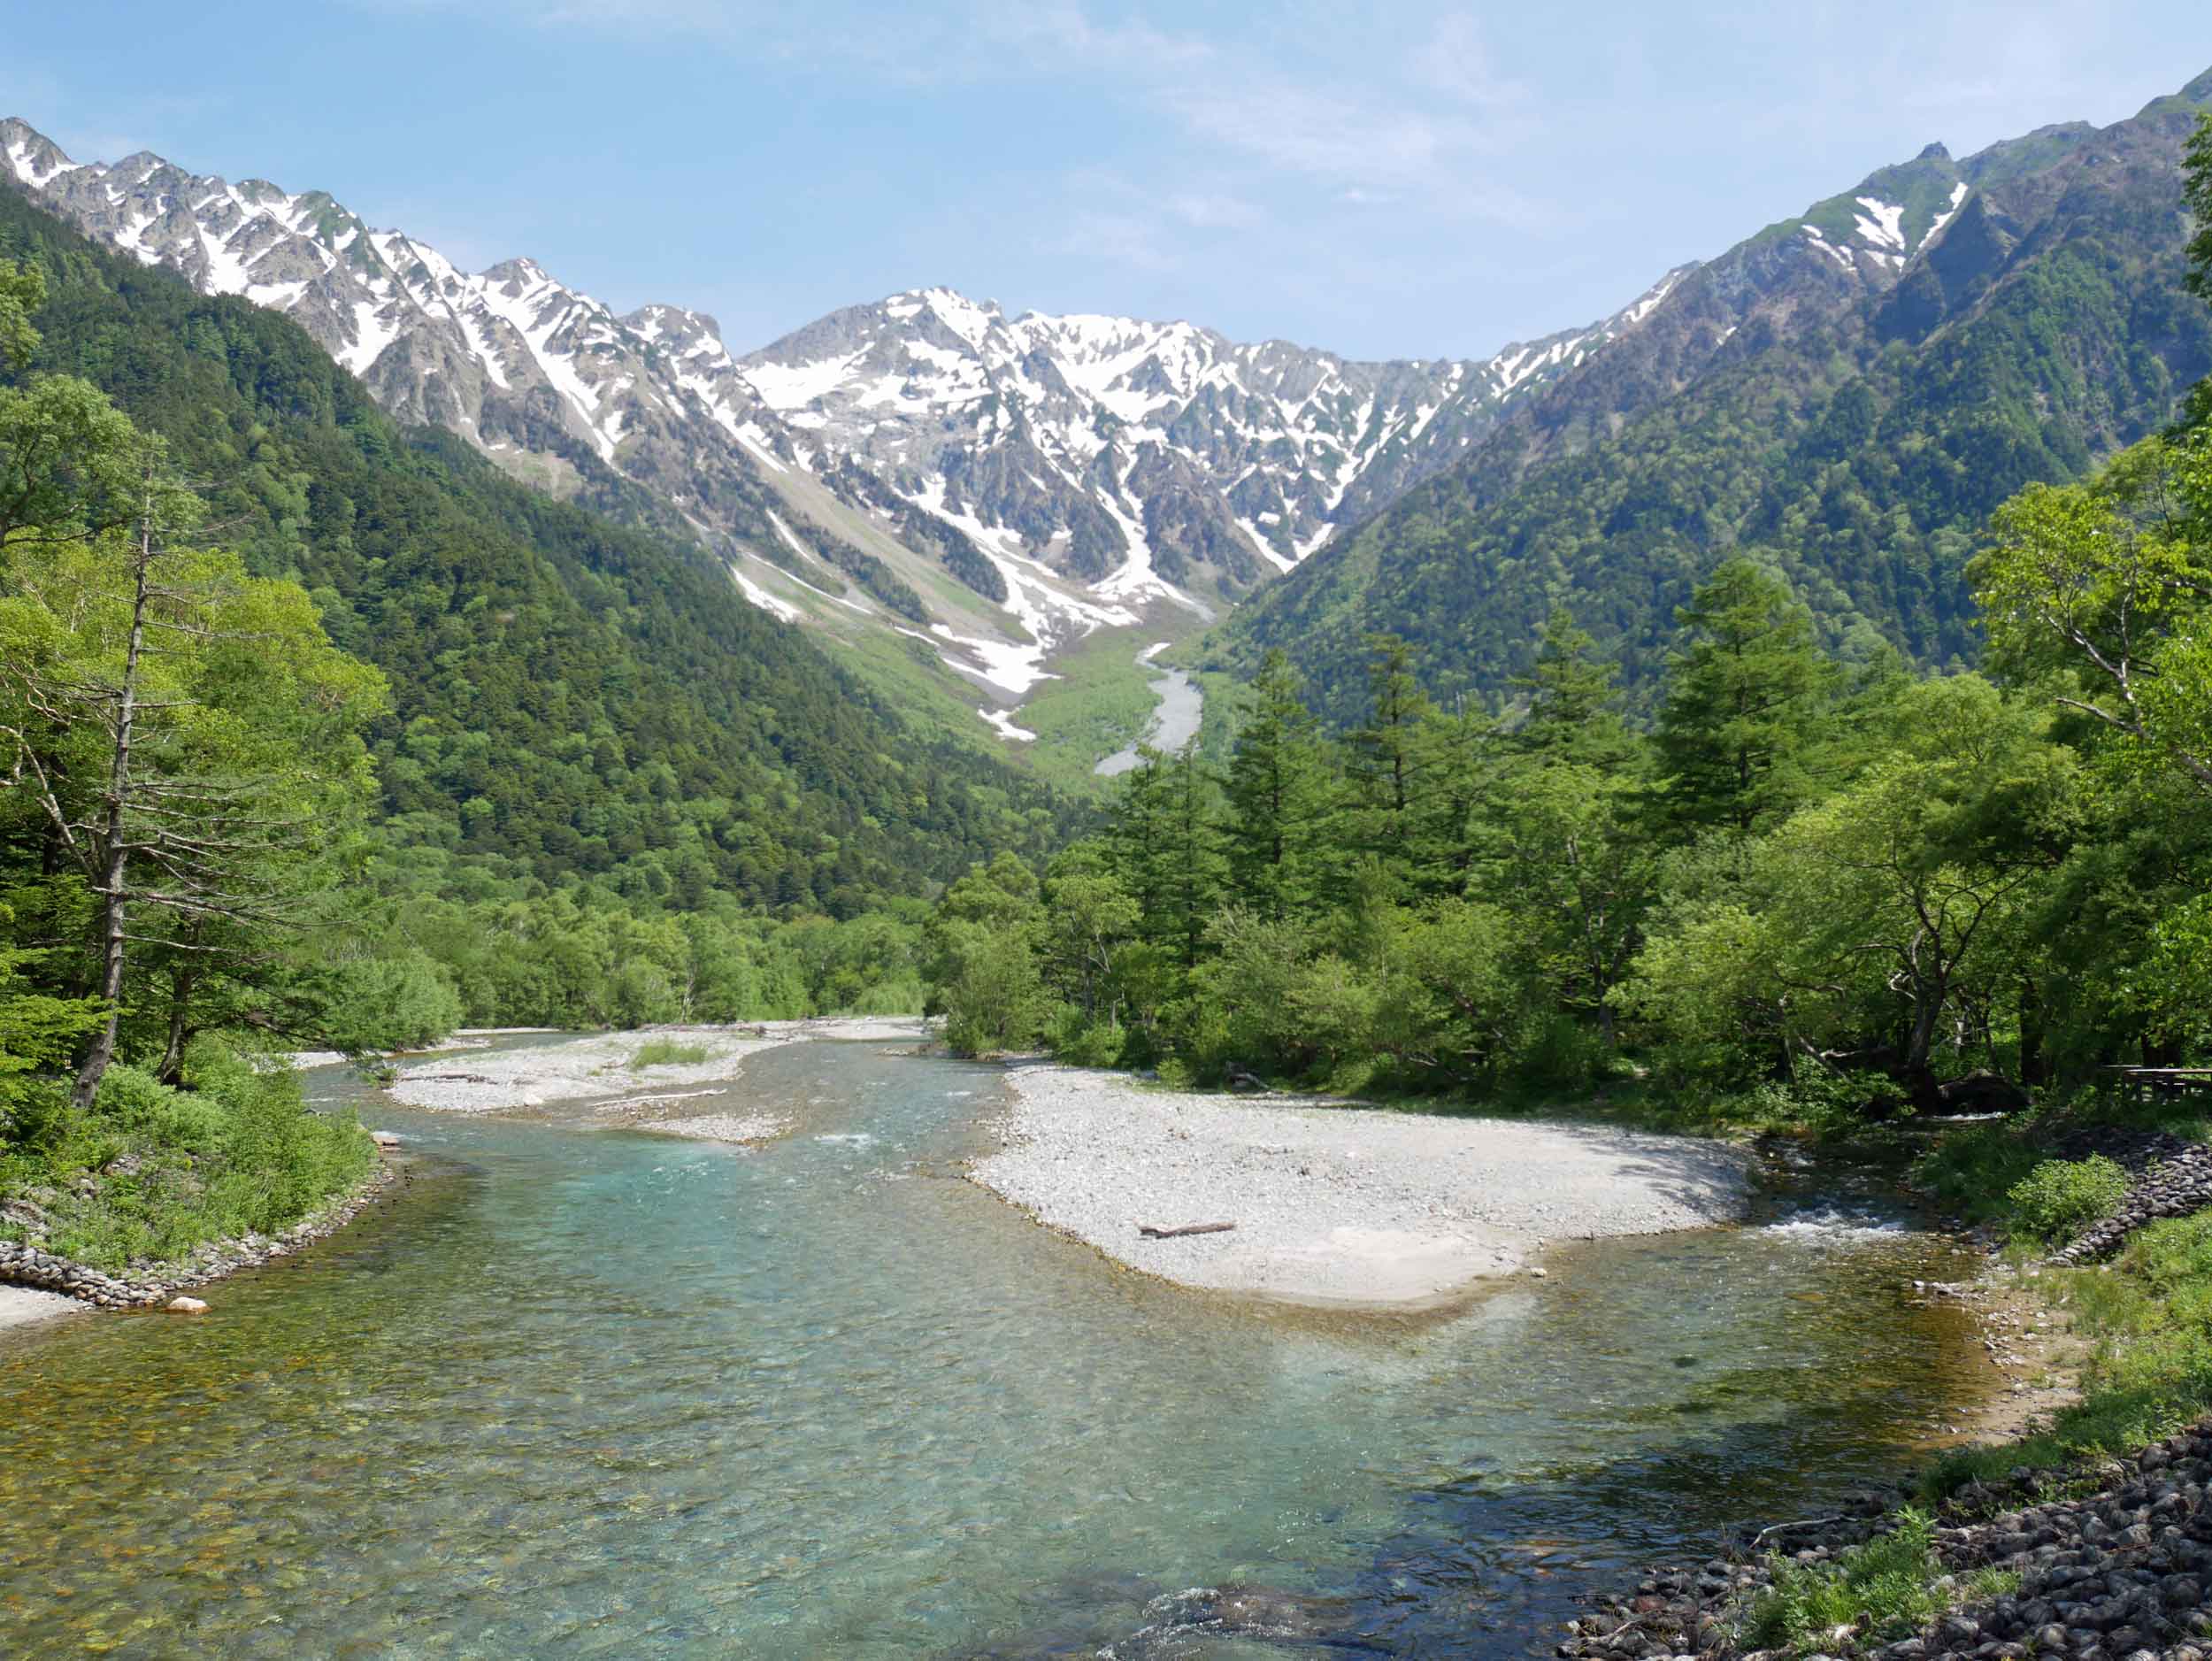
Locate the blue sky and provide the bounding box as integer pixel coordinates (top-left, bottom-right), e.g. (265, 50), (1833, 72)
(6, 2), (2212, 361)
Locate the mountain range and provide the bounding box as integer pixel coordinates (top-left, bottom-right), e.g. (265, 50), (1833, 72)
(1216, 71), (2212, 717)
(8, 66), (2212, 753)
(0, 115), (1678, 734)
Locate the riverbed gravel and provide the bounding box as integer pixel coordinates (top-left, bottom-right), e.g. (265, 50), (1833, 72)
(631, 1112), (790, 1144)
(970, 1065), (1751, 1307)
(388, 1018), (930, 1113)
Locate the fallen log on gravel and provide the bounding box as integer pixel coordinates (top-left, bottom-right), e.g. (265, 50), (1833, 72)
(1138, 1221), (1236, 1239)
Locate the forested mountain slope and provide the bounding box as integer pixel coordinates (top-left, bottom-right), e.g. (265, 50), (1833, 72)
(1215, 69), (2212, 719)
(0, 180), (1065, 915)
(0, 118), (1681, 744)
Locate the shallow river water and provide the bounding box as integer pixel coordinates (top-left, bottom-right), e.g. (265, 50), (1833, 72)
(0, 1040), (1994, 1658)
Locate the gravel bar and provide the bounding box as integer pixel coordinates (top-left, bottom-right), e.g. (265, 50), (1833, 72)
(970, 1065), (1751, 1309)
(388, 1018), (929, 1113)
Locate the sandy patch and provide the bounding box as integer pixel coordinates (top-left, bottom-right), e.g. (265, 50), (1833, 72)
(632, 1113), (790, 1144)
(0, 1284), (87, 1332)
(971, 1065), (1750, 1309)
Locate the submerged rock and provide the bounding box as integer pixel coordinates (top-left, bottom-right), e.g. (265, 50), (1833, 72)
(165, 1296), (208, 1314)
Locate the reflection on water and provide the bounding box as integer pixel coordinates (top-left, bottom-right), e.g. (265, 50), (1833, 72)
(0, 1042), (1991, 1658)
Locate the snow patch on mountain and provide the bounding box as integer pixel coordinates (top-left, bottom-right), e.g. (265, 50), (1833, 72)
(731, 566), (802, 624)
(1854, 196), (1909, 254)
(1927, 181), (1971, 242)
(979, 706), (1039, 742)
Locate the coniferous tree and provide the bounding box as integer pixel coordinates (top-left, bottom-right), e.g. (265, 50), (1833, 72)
(1225, 650), (1336, 918)
(1512, 606), (1632, 769)
(1650, 559), (1840, 840)
(1347, 633), (1432, 867)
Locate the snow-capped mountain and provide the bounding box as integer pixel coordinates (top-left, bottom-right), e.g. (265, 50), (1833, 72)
(0, 119), (1692, 667)
(734, 276), (1686, 597)
(8, 114), (1815, 742)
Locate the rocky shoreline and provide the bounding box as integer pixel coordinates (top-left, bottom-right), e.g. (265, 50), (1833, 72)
(0, 1152), (403, 1312)
(1558, 1427), (2212, 1661)
(1557, 1130), (2212, 1661)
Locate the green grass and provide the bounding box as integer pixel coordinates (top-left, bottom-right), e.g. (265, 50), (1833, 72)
(1740, 1509), (1945, 1657)
(1923, 1206), (2212, 1500)
(628, 1039), (711, 1069)
(0, 1050), (373, 1273)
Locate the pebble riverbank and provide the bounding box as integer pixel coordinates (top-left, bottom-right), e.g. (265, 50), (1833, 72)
(1557, 1426), (2212, 1661)
(1557, 1128), (2212, 1661)
(0, 1157), (402, 1311)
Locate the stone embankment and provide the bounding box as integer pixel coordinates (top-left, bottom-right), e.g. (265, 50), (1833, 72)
(1559, 1426), (2212, 1661)
(0, 1156), (401, 1311)
(2055, 1130), (2212, 1265)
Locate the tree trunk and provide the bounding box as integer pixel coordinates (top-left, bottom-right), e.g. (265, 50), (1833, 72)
(1901, 983), (1946, 1111)
(69, 488), (153, 1116)
(157, 964), (199, 1085)
(2017, 976), (2047, 1087)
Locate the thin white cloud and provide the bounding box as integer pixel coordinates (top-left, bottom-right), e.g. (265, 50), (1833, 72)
(1044, 208), (1180, 274)
(1164, 191), (1263, 231)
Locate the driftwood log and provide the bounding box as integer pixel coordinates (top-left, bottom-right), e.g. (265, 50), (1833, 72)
(1137, 1221), (1237, 1239)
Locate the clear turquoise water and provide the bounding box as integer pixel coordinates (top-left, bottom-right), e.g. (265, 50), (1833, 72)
(0, 1041), (1990, 1658)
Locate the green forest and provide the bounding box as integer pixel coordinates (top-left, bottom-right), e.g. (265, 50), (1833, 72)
(0, 185), (1059, 1264)
(926, 117), (2212, 1130)
(1221, 81), (2212, 725)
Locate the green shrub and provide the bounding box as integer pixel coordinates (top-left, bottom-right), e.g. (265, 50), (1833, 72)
(628, 1039), (711, 1069)
(1506, 1011), (1615, 1094)
(1740, 1509), (1942, 1657)
(1045, 1006), (1128, 1067)
(4, 1045), (373, 1271)
(2008, 1155), (2130, 1244)
(839, 976), (924, 1016)
(1912, 1123), (2051, 1227)
(95, 1065), (227, 1153)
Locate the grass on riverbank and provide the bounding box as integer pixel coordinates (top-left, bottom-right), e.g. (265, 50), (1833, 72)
(1923, 1206), (2212, 1500)
(1741, 1507), (2024, 1661)
(1740, 1510), (1946, 1655)
(0, 1046), (372, 1273)
(627, 1039), (712, 1069)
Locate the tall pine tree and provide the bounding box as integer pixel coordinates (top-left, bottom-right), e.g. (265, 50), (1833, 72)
(1225, 650), (1336, 919)
(1650, 559), (1839, 840)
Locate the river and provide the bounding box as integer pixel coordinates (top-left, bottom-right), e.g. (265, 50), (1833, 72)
(0, 1037), (1994, 1658)
(1096, 643), (1204, 776)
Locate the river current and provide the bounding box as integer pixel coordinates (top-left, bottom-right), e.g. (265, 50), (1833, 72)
(0, 1039), (1993, 1658)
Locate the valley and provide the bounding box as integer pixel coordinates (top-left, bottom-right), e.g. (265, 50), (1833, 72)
(0, 115), (1684, 779)
(7, 29), (2212, 1661)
